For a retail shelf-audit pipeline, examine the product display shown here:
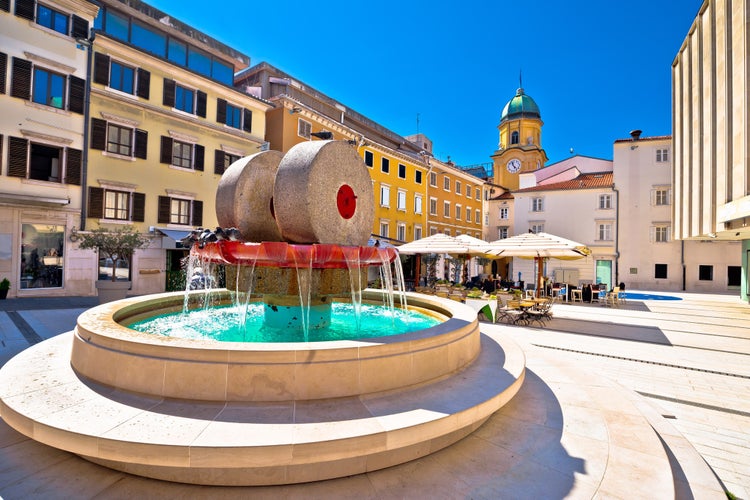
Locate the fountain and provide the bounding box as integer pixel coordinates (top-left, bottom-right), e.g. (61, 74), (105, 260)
(0, 141), (526, 486)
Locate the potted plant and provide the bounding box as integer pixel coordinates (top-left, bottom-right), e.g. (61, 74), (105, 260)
(0, 278), (10, 300)
(77, 226), (150, 303)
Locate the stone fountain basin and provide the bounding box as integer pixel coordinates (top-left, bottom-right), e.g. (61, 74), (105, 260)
(71, 290), (480, 402)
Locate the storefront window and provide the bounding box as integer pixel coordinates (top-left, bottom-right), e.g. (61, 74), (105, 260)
(99, 256), (131, 282)
(20, 224), (64, 289)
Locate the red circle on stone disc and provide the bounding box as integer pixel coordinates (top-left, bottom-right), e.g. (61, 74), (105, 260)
(337, 185), (356, 219)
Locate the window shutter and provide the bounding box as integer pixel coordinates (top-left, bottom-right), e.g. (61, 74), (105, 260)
(160, 136), (172, 164)
(192, 200), (203, 227)
(8, 136), (27, 178)
(0, 0), (9, 12)
(0, 52), (7, 94)
(88, 187), (104, 218)
(194, 144), (204, 171)
(162, 79), (175, 107)
(10, 57), (31, 100)
(68, 75), (85, 114)
(214, 149), (225, 175)
(71, 15), (88, 39)
(132, 192), (145, 222)
(134, 129), (148, 159)
(93, 53), (109, 85)
(243, 109), (252, 133)
(91, 118), (107, 150)
(14, 0), (33, 21)
(649, 226), (655, 243)
(65, 148), (81, 185)
(216, 98), (226, 124)
(196, 90), (207, 118)
(136, 68), (150, 99)
(157, 196), (170, 224)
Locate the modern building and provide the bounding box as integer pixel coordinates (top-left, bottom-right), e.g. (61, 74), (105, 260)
(0, 0), (99, 298)
(615, 132), (740, 293)
(672, 0), (750, 301)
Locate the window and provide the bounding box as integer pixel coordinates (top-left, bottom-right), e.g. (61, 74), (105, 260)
(397, 190), (407, 211)
(475, 188), (480, 200)
(29, 143), (63, 182)
(654, 264), (668, 279)
(224, 102), (242, 129)
(109, 60), (135, 94)
(397, 223), (406, 242)
(654, 225), (669, 243)
(6, 137), (82, 185)
(499, 207), (508, 219)
(174, 83), (194, 114)
(598, 223), (612, 241)
(443, 201), (450, 218)
(170, 198), (191, 225)
(429, 172), (437, 187)
(728, 266), (741, 287)
(380, 185), (390, 207)
(106, 124), (132, 156)
(466, 185), (471, 197)
(414, 225), (422, 241)
(443, 176), (450, 191)
(599, 194), (612, 209)
(93, 54), (150, 99)
(511, 131), (519, 144)
(698, 265), (713, 281)
(475, 209), (481, 224)
(656, 149), (669, 162)
(415, 170), (422, 184)
(298, 119), (311, 139)
(398, 163), (406, 179)
(429, 197), (437, 216)
(654, 189), (670, 206)
(104, 190), (130, 220)
(172, 140), (193, 168)
(217, 151), (240, 175)
(455, 180), (461, 194)
(37, 4), (69, 35)
(532, 197), (544, 212)
(20, 223), (64, 289)
(379, 221), (389, 238)
(455, 205), (462, 220)
(32, 67), (65, 109)
(466, 208), (471, 223)
(531, 224), (544, 234)
(498, 227), (508, 239)
(364, 150), (373, 167)
(414, 194), (423, 214)
(132, 20), (166, 58)
(381, 158), (390, 174)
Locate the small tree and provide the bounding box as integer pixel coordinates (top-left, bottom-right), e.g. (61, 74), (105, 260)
(77, 226), (150, 282)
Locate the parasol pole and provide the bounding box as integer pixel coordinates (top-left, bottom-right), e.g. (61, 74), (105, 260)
(536, 256), (544, 298)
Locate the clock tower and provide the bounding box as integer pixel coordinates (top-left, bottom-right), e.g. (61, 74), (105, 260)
(490, 86), (548, 190)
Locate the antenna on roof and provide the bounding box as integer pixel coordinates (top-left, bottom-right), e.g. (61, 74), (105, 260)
(519, 68), (523, 89)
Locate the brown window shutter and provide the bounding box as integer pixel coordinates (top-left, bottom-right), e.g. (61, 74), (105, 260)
(132, 192), (145, 222)
(162, 79), (175, 107)
(71, 15), (88, 39)
(65, 148), (82, 185)
(157, 196), (170, 224)
(68, 75), (85, 114)
(93, 53), (109, 85)
(196, 90), (207, 118)
(216, 98), (226, 124)
(0, 135), (3, 171)
(192, 200), (203, 227)
(194, 144), (204, 171)
(136, 68), (150, 99)
(14, 0), (33, 20)
(243, 109), (252, 133)
(0, 52), (7, 94)
(88, 187), (104, 218)
(160, 136), (172, 164)
(134, 129), (148, 159)
(8, 136), (27, 178)
(214, 149), (225, 175)
(10, 57), (31, 100)
(0, 0), (9, 13)
(91, 118), (107, 150)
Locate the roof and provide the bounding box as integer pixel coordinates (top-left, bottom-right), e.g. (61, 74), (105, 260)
(515, 172), (614, 193)
(500, 88), (541, 122)
(613, 134), (672, 144)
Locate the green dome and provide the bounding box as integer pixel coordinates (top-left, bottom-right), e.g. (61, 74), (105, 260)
(500, 88), (541, 122)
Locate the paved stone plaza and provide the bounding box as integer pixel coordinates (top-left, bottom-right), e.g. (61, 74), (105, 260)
(0, 292), (747, 498)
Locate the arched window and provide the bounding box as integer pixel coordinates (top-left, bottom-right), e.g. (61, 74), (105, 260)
(510, 131), (519, 145)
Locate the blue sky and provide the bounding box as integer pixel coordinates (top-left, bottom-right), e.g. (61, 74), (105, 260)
(147, 1), (703, 166)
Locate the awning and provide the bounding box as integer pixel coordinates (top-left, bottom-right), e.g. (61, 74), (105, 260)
(155, 227), (192, 242)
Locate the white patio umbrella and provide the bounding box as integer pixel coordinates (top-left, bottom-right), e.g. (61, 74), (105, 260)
(397, 233), (493, 286)
(487, 232), (591, 297)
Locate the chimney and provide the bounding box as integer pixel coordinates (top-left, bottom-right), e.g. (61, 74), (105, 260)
(630, 129), (642, 140)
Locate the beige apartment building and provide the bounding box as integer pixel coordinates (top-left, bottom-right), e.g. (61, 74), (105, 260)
(673, 0), (750, 301)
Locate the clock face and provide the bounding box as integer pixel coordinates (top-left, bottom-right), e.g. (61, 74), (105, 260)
(506, 158), (521, 173)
